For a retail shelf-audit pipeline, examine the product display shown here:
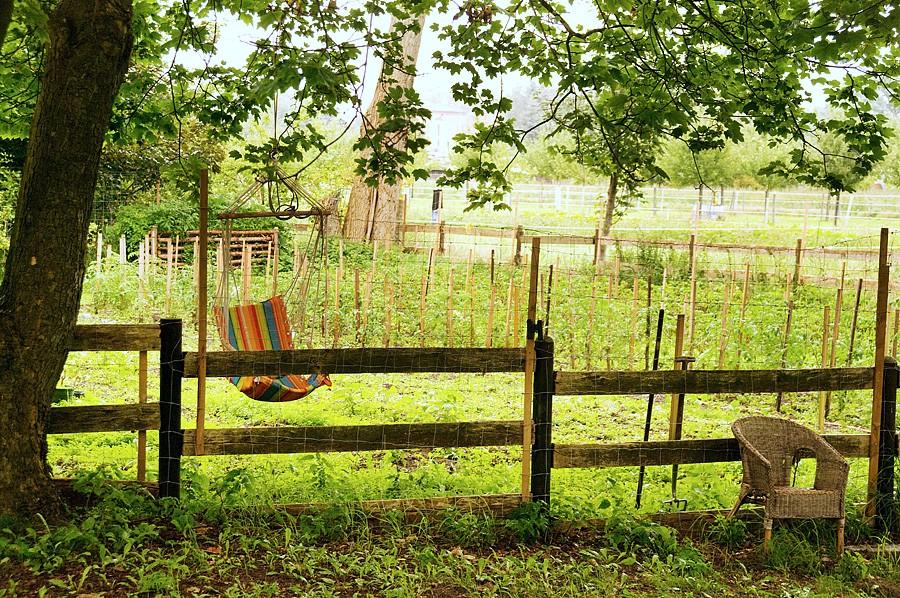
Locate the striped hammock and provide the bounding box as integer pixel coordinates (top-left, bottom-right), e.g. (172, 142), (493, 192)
(214, 295), (331, 402)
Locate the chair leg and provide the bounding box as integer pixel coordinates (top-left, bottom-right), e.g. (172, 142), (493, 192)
(727, 490), (747, 519)
(763, 518), (773, 553)
(837, 518), (845, 556)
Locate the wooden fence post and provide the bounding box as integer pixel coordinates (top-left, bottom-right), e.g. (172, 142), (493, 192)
(867, 228), (891, 519)
(159, 319), (184, 500)
(530, 327), (554, 511)
(876, 357), (899, 533)
(522, 238), (541, 499)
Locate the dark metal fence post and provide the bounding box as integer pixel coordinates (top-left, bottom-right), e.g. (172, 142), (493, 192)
(876, 357), (899, 531)
(530, 327), (554, 508)
(159, 319), (184, 500)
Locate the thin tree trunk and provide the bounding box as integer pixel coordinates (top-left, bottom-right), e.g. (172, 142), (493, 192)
(0, 0), (132, 516)
(343, 14), (426, 242)
(598, 171), (618, 260)
(833, 190), (841, 227)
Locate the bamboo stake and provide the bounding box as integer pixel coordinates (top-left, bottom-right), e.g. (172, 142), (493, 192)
(846, 278), (864, 366)
(241, 242), (251, 304)
(192, 240), (200, 308)
(827, 283), (844, 415)
(272, 229), (279, 296)
(137, 240), (146, 316)
(419, 273), (427, 348)
(362, 269), (373, 346)
(775, 271), (795, 412)
(447, 265), (455, 347)
(866, 228), (891, 518)
(793, 237), (804, 285)
(586, 275), (597, 369)
(333, 264), (341, 347)
(515, 277), (522, 349)
(97, 231), (105, 270)
(628, 278), (639, 368)
(354, 269), (362, 343)
(504, 273), (514, 348)
(816, 305), (832, 433)
(137, 350), (147, 481)
(734, 263), (751, 369)
(566, 269), (574, 369)
(718, 272), (734, 368)
(165, 240), (173, 313)
(688, 254), (698, 354)
(644, 276), (653, 370)
(612, 254), (621, 297)
(264, 241), (272, 290)
(468, 276), (476, 347)
(486, 284), (496, 347)
(545, 265), (554, 333)
(383, 277), (393, 348)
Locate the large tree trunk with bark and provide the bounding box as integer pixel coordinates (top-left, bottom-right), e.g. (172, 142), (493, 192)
(0, 0), (132, 517)
(342, 14), (426, 243)
(598, 171), (618, 261)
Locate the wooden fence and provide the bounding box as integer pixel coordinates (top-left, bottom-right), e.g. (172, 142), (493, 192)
(48, 319), (898, 530)
(51, 324), (160, 483)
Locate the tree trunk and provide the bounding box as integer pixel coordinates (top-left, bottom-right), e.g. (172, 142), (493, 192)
(0, 0), (132, 516)
(598, 171), (618, 261)
(833, 190), (841, 227)
(342, 14), (426, 243)
(0, 1), (13, 47)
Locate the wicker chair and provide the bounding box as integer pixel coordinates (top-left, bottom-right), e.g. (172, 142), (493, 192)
(730, 416), (849, 554)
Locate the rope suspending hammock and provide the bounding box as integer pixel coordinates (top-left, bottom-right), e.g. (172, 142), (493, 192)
(213, 165), (333, 402)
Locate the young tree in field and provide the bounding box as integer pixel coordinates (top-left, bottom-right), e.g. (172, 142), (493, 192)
(550, 88), (663, 254)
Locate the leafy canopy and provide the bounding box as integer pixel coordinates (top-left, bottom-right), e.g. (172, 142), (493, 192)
(1, 0), (898, 202)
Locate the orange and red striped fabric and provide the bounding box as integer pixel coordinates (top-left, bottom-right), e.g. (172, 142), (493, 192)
(214, 296), (328, 402)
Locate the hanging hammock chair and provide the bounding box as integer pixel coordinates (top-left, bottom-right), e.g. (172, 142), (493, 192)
(214, 296), (331, 402)
(213, 165), (332, 402)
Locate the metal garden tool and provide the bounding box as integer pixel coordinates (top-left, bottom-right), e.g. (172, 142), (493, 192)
(635, 308), (665, 509)
(663, 354), (696, 512)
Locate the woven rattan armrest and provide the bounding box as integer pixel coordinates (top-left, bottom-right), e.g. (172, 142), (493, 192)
(814, 458), (850, 492)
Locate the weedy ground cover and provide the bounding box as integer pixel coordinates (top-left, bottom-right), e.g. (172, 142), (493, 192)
(3, 474), (900, 596)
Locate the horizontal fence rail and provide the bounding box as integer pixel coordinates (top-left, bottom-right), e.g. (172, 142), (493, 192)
(184, 347), (526, 378)
(555, 367), (874, 396)
(182, 420), (523, 456)
(553, 434), (869, 469)
(71, 324), (160, 352)
(47, 404), (159, 434)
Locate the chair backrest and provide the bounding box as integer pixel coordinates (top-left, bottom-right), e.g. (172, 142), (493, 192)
(732, 416), (824, 487)
(214, 295), (295, 352)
